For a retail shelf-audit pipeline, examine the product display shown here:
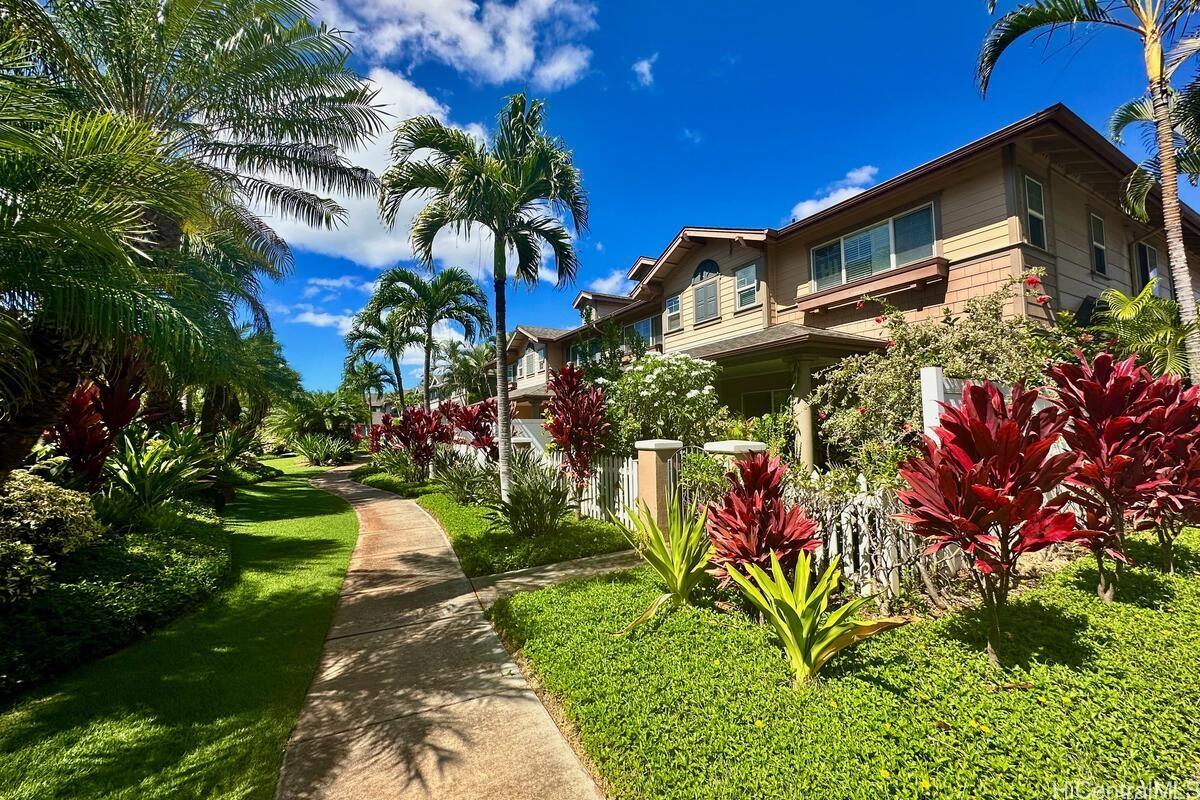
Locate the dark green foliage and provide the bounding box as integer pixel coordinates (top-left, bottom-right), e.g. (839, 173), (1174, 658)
(490, 532), (1200, 799)
(0, 503), (229, 698)
(432, 449), (498, 505)
(0, 470), (103, 558)
(293, 434), (353, 466)
(370, 443), (422, 483)
(485, 458), (571, 537)
(418, 492), (627, 577)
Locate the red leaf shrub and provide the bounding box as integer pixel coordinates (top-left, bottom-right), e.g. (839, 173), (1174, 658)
(707, 452), (821, 583)
(895, 381), (1091, 661)
(1048, 353), (1169, 598)
(544, 364), (610, 508)
(452, 398), (500, 460)
(390, 405), (454, 471)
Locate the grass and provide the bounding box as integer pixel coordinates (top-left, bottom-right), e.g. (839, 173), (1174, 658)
(416, 492), (629, 577)
(0, 457), (359, 800)
(490, 532), (1200, 800)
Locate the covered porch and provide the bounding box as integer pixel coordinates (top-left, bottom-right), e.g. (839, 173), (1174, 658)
(681, 323), (883, 469)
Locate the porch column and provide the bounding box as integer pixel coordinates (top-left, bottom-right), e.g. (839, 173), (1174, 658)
(635, 439), (682, 529)
(792, 358), (816, 472)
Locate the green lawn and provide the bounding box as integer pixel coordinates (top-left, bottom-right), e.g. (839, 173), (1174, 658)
(0, 457), (358, 800)
(490, 533), (1200, 800)
(417, 492), (629, 577)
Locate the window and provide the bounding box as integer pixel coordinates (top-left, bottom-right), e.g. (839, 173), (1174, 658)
(735, 263), (759, 309)
(742, 389), (791, 418)
(1135, 241), (1164, 295)
(1090, 213), (1107, 275)
(692, 259), (719, 284)
(623, 316), (663, 349)
(506, 362), (516, 381)
(523, 344), (539, 376)
(1025, 176), (1047, 250)
(665, 294), (681, 331)
(694, 281), (719, 323)
(809, 204), (935, 292)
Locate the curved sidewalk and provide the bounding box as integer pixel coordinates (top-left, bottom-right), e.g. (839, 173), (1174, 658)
(276, 466), (601, 800)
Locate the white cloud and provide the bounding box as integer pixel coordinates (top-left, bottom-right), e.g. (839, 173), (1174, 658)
(531, 44), (592, 91)
(680, 127), (702, 145)
(318, 0), (596, 91)
(789, 165), (880, 222)
(292, 308), (357, 336)
(631, 52), (658, 87)
(588, 268), (632, 295)
(594, 241), (604, 252)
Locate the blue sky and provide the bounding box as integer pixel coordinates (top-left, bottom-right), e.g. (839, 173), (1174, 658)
(267, 0), (1198, 390)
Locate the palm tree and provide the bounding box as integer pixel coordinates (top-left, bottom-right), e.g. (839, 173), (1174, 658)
(342, 356), (394, 408)
(370, 267), (491, 410)
(1096, 279), (1198, 375)
(344, 307), (422, 403)
(979, 0), (1200, 382)
(379, 93), (588, 497)
(437, 341), (497, 403)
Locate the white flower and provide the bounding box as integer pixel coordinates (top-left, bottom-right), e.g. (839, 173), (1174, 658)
(686, 389), (699, 399)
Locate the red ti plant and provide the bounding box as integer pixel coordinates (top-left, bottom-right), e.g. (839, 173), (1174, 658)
(895, 381), (1088, 663)
(452, 398), (501, 460)
(544, 364), (611, 514)
(1130, 373), (1200, 572)
(391, 405), (454, 472)
(707, 451), (821, 583)
(1048, 353), (1166, 600)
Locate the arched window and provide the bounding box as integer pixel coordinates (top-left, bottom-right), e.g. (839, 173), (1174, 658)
(691, 259), (719, 284)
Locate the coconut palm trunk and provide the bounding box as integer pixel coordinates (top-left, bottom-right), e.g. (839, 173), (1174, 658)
(390, 355), (405, 407)
(423, 331), (434, 411)
(1151, 85), (1200, 381)
(494, 239), (514, 500)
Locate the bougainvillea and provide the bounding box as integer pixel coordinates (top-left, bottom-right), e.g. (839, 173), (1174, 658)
(1048, 353), (1165, 600)
(707, 452), (821, 583)
(895, 381), (1090, 662)
(545, 364), (610, 513)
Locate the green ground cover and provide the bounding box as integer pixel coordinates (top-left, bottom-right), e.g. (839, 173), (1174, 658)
(490, 533), (1200, 800)
(416, 491), (629, 577)
(0, 457), (358, 800)
(347, 463), (437, 498)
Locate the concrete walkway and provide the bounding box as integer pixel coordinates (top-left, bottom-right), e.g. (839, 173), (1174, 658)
(276, 466), (602, 800)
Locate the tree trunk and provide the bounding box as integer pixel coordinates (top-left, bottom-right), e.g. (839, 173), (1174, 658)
(982, 584), (1003, 668)
(1095, 551), (1115, 603)
(390, 354), (405, 409)
(423, 330), (433, 411)
(494, 237), (513, 501)
(1151, 86), (1200, 383)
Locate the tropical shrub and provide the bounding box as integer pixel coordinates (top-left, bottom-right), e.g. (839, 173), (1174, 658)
(1095, 279), (1196, 377)
(725, 551), (907, 687)
(728, 410), (796, 458)
(1048, 353), (1164, 600)
(0, 470), (104, 559)
(372, 442), (422, 483)
(605, 352), (728, 450)
(97, 429), (208, 525)
(895, 381), (1088, 662)
(214, 427), (259, 471)
(266, 390), (362, 444)
(451, 398), (501, 459)
(615, 497), (711, 634)
(545, 363), (610, 513)
(432, 449), (496, 505)
(676, 450), (728, 506)
(390, 405), (454, 472)
(812, 276), (1050, 478)
(293, 434), (353, 467)
(486, 458), (571, 538)
(0, 540), (50, 603)
(707, 452), (821, 583)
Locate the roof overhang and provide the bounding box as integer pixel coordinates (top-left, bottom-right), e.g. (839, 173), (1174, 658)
(631, 228), (770, 299)
(571, 290), (637, 311)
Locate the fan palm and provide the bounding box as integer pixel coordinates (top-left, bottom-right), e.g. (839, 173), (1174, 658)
(379, 93), (588, 497)
(370, 267), (491, 410)
(1096, 279), (1198, 375)
(344, 307), (422, 402)
(979, 0), (1200, 382)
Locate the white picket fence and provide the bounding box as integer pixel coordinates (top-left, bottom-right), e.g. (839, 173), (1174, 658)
(545, 450), (639, 526)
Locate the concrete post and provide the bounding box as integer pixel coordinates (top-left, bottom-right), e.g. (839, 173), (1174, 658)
(792, 359), (816, 471)
(703, 440), (768, 470)
(634, 439), (682, 529)
(511, 436), (533, 452)
(920, 366), (946, 440)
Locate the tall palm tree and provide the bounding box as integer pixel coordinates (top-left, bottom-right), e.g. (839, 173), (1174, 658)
(379, 93), (587, 497)
(370, 267), (491, 410)
(342, 356), (394, 408)
(344, 307), (422, 403)
(979, 0), (1200, 382)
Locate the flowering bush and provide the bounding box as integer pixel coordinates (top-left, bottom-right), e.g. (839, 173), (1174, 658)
(812, 275), (1052, 480)
(545, 364), (610, 512)
(707, 452), (821, 583)
(895, 381), (1091, 662)
(605, 352), (728, 451)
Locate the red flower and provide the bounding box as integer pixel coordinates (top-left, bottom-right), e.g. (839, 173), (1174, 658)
(817, 410), (828, 420)
(855, 299), (865, 310)
(885, 339), (895, 348)
(1023, 275), (1041, 288)
(874, 315), (885, 325)
(857, 406), (867, 414)
(1035, 294), (1051, 306)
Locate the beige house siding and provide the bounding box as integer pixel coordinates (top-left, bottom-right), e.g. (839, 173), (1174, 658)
(659, 240), (767, 353)
(940, 153), (1010, 262)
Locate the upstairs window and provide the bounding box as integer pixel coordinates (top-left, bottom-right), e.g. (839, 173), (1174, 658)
(664, 294), (681, 331)
(692, 259), (719, 284)
(810, 204), (935, 292)
(735, 263), (760, 309)
(623, 316), (663, 349)
(1025, 176), (1047, 250)
(1090, 213), (1107, 276)
(1135, 241), (1167, 296)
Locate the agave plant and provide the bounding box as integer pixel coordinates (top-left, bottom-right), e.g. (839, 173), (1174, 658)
(727, 551), (907, 687)
(615, 497), (711, 635)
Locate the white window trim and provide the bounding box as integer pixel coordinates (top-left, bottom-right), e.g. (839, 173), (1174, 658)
(734, 262), (760, 310)
(809, 202), (936, 293)
(1090, 213), (1107, 275)
(1024, 176), (1046, 249)
(1135, 241), (1166, 297)
(693, 277), (720, 324)
(664, 294), (682, 332)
